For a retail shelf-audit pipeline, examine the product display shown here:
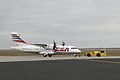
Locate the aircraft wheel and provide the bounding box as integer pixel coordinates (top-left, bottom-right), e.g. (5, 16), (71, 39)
(48, 54), (52, 57)
(74, 54), (77, 57)
(43, 54), (47, 57)
(78, 54), (81, 57)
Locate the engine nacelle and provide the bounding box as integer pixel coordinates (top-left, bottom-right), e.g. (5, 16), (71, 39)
(39, 52), (46, 54)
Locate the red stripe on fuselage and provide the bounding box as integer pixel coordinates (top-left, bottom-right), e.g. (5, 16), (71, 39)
(13, 40), (27, 44)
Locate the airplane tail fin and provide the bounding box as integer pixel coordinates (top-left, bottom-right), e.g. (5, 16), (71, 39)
(11, 32), (27, 46)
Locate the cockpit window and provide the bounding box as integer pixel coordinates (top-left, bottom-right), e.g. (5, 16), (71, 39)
(71, 47), (77, 49)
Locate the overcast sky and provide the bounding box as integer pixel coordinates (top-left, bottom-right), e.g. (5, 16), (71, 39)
(1, 0), (120, 49)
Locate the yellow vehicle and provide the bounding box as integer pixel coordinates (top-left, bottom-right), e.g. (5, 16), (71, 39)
(85, 49), (106, 57)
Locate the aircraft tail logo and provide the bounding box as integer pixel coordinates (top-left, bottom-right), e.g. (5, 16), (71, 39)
(11, 32), (27, 44)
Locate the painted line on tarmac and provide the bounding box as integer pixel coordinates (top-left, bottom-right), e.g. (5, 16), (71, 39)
(86, 59), (120, 64)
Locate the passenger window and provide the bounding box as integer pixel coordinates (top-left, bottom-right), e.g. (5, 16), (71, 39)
(71, 48), (77, 49)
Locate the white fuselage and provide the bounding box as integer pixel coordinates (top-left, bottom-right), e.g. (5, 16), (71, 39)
(54, 45), (81, 54)
(11, 44), (44, 53)
(41, 45), (81, 54)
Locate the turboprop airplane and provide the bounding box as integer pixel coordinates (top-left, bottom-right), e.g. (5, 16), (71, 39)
(11, 32), (81, 57)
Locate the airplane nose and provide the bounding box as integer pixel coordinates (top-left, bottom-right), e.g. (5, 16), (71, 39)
(79, 50), (81, 53)
(80, 50), (81, 53)
(77, 49), (81, 53)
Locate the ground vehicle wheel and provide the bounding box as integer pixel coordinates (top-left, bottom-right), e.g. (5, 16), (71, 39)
(87, 53), (91, 57)
(96, 53), (101, 57)
(48, 54), (52, 57)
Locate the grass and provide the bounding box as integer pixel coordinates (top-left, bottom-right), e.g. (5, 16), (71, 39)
(0, 50), (39, 56)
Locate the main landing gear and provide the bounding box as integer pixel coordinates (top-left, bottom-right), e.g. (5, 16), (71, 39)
(43, 54), (52, 57)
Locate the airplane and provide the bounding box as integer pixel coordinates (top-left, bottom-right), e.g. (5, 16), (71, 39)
(11, 32), (81, 57)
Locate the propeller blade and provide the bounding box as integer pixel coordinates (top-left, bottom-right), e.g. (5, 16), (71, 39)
(53, 41), (56, 50)
(62, 41), (65, 46)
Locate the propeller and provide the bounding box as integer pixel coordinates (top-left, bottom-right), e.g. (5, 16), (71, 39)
(53, 41), (57, 51)
(62, 41), (65, 46)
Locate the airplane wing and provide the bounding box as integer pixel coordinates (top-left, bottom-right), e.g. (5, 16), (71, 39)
(31, 44), (47, 48)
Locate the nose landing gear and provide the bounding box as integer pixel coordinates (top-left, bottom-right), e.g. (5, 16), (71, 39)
(74, 54), (81, 57)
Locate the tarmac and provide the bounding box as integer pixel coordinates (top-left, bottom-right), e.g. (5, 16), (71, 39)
(0, 56), (120, 80)
(0, 56), (120, 62)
